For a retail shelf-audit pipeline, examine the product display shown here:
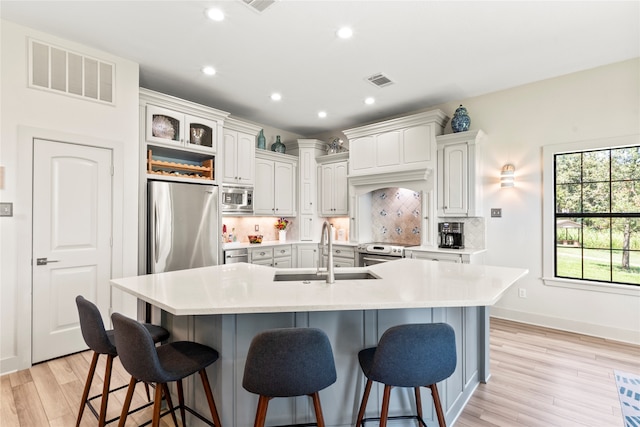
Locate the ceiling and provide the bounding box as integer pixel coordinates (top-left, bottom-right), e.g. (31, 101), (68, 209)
(1, 1), (639, 136)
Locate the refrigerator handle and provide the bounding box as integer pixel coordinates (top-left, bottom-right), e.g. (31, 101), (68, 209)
(154, 203), (160, 264)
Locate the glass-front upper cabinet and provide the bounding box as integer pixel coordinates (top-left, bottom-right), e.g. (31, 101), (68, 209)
(146, 105), (216, 154)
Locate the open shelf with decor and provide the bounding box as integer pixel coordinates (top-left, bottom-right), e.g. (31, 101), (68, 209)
(147, 148), (214, 182)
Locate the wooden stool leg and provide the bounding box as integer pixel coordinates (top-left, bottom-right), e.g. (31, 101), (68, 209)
(199, 369), (222, 427)
(162, 383), (178, 426)
(152, 383), (163, 427)
(98, 354), (114, 427)
(144, 382), (151, 401)
(117, 376), (137, 427)
(310, 392), (326, 427)
(76, 351), (99, 427)
(254, 396), (270, 427)
(380, 385), (392, 427)
(177, 379), (186, 426)
(430, 384), (447, 427)
(415, 386), (423, 419)
(355, 379), (373, 426)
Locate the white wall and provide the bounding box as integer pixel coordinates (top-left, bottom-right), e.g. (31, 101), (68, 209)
(429, 59), (640, 344)
(0, 21), (141, 373)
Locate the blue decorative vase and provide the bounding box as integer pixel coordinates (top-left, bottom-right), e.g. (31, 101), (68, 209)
(271, 135), (285, 153)
(257, 129), (266, 150)
(451, 105), (471, 133)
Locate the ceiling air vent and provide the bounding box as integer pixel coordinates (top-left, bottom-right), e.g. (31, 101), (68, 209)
(366, 73), (394, 88)
(241, 0), (276, 13)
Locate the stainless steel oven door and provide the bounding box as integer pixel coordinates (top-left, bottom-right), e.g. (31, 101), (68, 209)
(358, 254), (400, 267)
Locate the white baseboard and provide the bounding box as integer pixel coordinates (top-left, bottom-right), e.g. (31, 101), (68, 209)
(490, 307), (640, 346)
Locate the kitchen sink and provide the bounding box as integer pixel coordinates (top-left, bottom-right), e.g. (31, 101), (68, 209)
(273, 271), (380, 282)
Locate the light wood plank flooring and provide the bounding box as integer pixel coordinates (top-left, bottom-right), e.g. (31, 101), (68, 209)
(1, 318), (639, 426)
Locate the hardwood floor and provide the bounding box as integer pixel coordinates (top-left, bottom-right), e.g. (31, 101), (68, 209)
(1, 318), (638, 426)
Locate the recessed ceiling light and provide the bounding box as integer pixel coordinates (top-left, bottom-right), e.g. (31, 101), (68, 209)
(205, 8), (225, 21)
(270, 93), (282, 101)
(336, 27), (353, 39)
(364, 97), (375, 105)
(202, 66), (216, 76)
(318, 111), (327, 118)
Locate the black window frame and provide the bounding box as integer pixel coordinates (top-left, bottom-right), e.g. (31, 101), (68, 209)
(553, 145), (640, 286)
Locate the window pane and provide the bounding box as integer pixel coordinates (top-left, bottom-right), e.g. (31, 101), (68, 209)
(556, 153), (582, 184)
(611, 147), (640, 181)
(582, 248), (611, 281)
(611, 217), (640, 249)
(612, 181), (640, 213)
(556, 184), (581, 213)
(611, 250), (640, 284)
(582, 150), (610, 183)
(583, 182), (609, 213)
(556, 246), (582, 278)
(583, 219), (610, 249)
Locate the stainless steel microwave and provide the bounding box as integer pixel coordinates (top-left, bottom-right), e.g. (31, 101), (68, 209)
(221, 186), (253, 214)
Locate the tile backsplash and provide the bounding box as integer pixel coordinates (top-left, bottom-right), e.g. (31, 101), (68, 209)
(438, 217), (486, 249)
(371, 187), (421, 245)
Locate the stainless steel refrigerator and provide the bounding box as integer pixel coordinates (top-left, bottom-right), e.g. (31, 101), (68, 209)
(148, 180), (219, 273)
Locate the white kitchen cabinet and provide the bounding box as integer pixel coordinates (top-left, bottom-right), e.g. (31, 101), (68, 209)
(145, 105), (218, 155)
(141, 89), (230, 185)
(436, 130), (485, 217)
(254, 151), (297, 216)
(299, 215), (315, 241)
(249, 245), (292, 268)
(222, 128), (256, 185)
(322, 244), (356, 268)
(296, 243), (319, 268)
(317, 153), (348, 216)
(343, 110), (447, 177)
(273, 246), (292, 268)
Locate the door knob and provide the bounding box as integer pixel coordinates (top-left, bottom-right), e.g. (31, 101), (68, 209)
(36, 258), (60, 265)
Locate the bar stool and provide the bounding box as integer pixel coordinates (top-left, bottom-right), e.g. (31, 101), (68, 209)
(111, 312), (223, 427)
(242, 327), (337, 427)
(75, 295), (169, 427)
(355, 323), (457, 427)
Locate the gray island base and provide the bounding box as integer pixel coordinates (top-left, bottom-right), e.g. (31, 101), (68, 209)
(111, 259), (528, 426)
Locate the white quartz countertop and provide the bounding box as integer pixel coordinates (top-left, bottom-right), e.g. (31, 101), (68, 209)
(223, 240), (355, 250)
(110, 259), (527, 316)
(405, 246), (487, 255)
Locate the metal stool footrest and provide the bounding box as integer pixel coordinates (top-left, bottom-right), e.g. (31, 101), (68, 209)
(360, 414), (428, 427)
(86, 381), (155, 425)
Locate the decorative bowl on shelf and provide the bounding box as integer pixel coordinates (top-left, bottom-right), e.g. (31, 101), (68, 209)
(248, 235), (263, 244)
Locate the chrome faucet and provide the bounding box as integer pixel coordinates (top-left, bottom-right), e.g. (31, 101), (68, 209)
(317, 221), (335, 284)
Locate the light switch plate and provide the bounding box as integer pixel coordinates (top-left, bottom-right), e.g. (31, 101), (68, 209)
(0, 202), (13, 217)
(491, 208), (502, 218)
(255, 224), (259, 232)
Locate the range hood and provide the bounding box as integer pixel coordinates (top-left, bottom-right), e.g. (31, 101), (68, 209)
(348, 168), (433, 196)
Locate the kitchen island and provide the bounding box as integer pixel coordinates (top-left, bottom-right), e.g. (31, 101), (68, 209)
(111, 259), (527, 427)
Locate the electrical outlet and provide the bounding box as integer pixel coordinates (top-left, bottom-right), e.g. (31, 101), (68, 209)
(0, 202), (13, 217)
(254, 224), (259, 232)
(518, 288), (527, 298)
(491, 208), (502, 218)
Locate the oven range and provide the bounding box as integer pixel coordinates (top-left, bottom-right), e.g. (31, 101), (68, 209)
(356, 242), (412, 267)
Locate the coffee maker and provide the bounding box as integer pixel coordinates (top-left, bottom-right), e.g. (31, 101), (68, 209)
(438, 222), (464, 249)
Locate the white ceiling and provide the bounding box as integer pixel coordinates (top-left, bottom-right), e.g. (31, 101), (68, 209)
(2, 1), (638, 136)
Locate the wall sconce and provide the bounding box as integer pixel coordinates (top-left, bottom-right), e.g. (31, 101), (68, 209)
(500, 164), (515, 187)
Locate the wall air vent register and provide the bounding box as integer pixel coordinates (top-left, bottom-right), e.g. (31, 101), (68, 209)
(28, 38), (115, 104)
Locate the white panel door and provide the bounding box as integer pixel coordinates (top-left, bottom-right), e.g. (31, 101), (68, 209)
(32, 139), (113, 363)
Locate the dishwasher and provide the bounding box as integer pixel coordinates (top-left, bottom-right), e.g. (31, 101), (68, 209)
(224, 248), (249, 264)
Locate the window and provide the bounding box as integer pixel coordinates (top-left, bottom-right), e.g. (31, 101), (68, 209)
(543, 135), (640, 292)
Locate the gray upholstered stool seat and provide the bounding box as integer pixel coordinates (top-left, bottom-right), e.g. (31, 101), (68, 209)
(75, 295), (169, 427)
(355, 323), (457, 427)
(242, 327), (337, 427)
(112, 312), (222, 427)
